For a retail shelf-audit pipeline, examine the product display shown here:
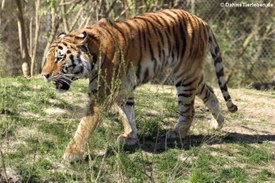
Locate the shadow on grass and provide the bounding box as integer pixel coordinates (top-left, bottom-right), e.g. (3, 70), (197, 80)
(124, 132), (275, 154)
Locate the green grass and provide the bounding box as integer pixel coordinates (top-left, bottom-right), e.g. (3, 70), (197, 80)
(0, 77), (275, 182)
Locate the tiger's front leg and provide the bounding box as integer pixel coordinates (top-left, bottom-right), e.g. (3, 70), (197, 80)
(63, 101), (100, 162)
(116, 97), (138, 145)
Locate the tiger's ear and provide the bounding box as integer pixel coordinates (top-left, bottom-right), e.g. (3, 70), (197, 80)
(75, 31), (88, 45)
(75, 31), (87, 40)
(58, 32), (67, 38)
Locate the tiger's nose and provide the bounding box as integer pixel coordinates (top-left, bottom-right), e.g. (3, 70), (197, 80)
(41, 73), (51, 81)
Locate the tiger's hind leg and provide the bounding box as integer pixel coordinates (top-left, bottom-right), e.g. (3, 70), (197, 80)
(169, 76), (200, 138)
(116, 97), (138, 145)
(196, 82), (224, 129)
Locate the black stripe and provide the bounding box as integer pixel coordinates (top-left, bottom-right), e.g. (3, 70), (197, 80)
(184, 103), (193, 107)
(125, 100), (134, 106)
(157, 29), (164, 46)
(145, 17), (158, 36)
(171, 46), (175, 60)
(202, 24), (208, 41)
(135, 24), (143, 81)
(157, 15), (171, 34)
(182, 77), (198, 87)
(149, 14), (164, 27)
(90, 74), (98, 83)
(185, 15), (195, 58)
(142, 28), (147, 50)
(136, 17), (157, 36)
(215, 46), (220, 53)
(179, 108), (190, 115)
(164, 31), (172, 56)
(198, 76), (204, 86)
(175, 80), (183, 87)
(91, 89), (97, 94)
(176, 77), (198, 88)
(143, 68), (149, 83)
(174, 11), (187, 61)
(178, 93), (192, 98)
(214, 57), (222, 64)
(157, 42), (161, 59)
(68, 55), (75, 68)
(148, 40), (156, 62)
(76, 54), (81, 64)
(162, 50), (165, 61)
(121, 21), (135, 33)
(199, 84), (206, 95)
(99, 25), (114, 40)
(138, 25), (143, 63)
(223, 95), (230, 101)
(202, 90), (211, 103)
(183, 87), (196, 92)
(136, 64), (141, 81)
(173, 25), (180, 60)
(154, 61), (158, 74)
(92, 54), (98, 64)
(161, 11), (177, 23)
(220, 84), (228, 92)
(216, 67), (224, 77)
(211, 51), (216, 58)
(138, 19), (152, 37)
(62, 54), (67, 61)
(113, 23), (127, 42)
(206, 85), (214, 93)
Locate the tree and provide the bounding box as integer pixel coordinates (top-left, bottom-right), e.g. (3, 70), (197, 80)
(14, 0), (31, 77)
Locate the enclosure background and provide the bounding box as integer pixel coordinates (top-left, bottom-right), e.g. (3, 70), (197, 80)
(0, 0), (274, 87)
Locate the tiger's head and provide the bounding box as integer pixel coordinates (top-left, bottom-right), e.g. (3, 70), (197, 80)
(42, 31), (93, 92)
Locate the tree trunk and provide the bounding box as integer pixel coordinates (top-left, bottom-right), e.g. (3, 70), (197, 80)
(14, 0), (31, 77)
(41, 6), (59, 68)
(30, 0), (41, 77)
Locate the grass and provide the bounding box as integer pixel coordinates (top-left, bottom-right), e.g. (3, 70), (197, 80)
(0, 77), (275, 182)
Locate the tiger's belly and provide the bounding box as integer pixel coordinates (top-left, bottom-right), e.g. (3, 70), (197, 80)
(134, 55), (180, 85)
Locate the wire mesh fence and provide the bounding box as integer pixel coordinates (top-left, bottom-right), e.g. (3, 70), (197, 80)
(155, 0), (275, 88)
(0, 0), (274, 88)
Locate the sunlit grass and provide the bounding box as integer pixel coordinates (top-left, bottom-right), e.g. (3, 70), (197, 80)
(0, 77), (274, 182)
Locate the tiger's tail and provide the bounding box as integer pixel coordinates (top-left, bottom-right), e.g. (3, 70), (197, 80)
(208, 29), (238, 113)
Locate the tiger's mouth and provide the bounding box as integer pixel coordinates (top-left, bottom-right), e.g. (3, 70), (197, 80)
(55, 80), (71, 93)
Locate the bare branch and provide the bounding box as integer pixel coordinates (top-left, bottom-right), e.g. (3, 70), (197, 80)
(31, 0), (41, 76)
(61, 0), (69, 33)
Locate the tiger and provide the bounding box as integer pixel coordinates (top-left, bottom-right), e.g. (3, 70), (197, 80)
(42, 9), (238, 162)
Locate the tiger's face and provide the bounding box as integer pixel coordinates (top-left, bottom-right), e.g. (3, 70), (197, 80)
(42, 31), (92, 92)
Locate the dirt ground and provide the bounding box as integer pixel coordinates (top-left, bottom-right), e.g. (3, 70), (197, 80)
(222, 88), (275, 140)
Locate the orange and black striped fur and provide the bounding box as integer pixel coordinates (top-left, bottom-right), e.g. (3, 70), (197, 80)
(42, 9), (238, 162)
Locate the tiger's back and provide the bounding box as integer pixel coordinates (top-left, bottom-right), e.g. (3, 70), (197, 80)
(90, 9), (210, 86)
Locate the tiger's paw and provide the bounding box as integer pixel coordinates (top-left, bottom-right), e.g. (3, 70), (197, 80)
(210, 114), (224, 130)
(166, 130), (188, 139)
(167, 123), (190, 139)
(117, 134), (138, 145)
(166, 130), (179, 139)
(63, 145), (84, 163)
